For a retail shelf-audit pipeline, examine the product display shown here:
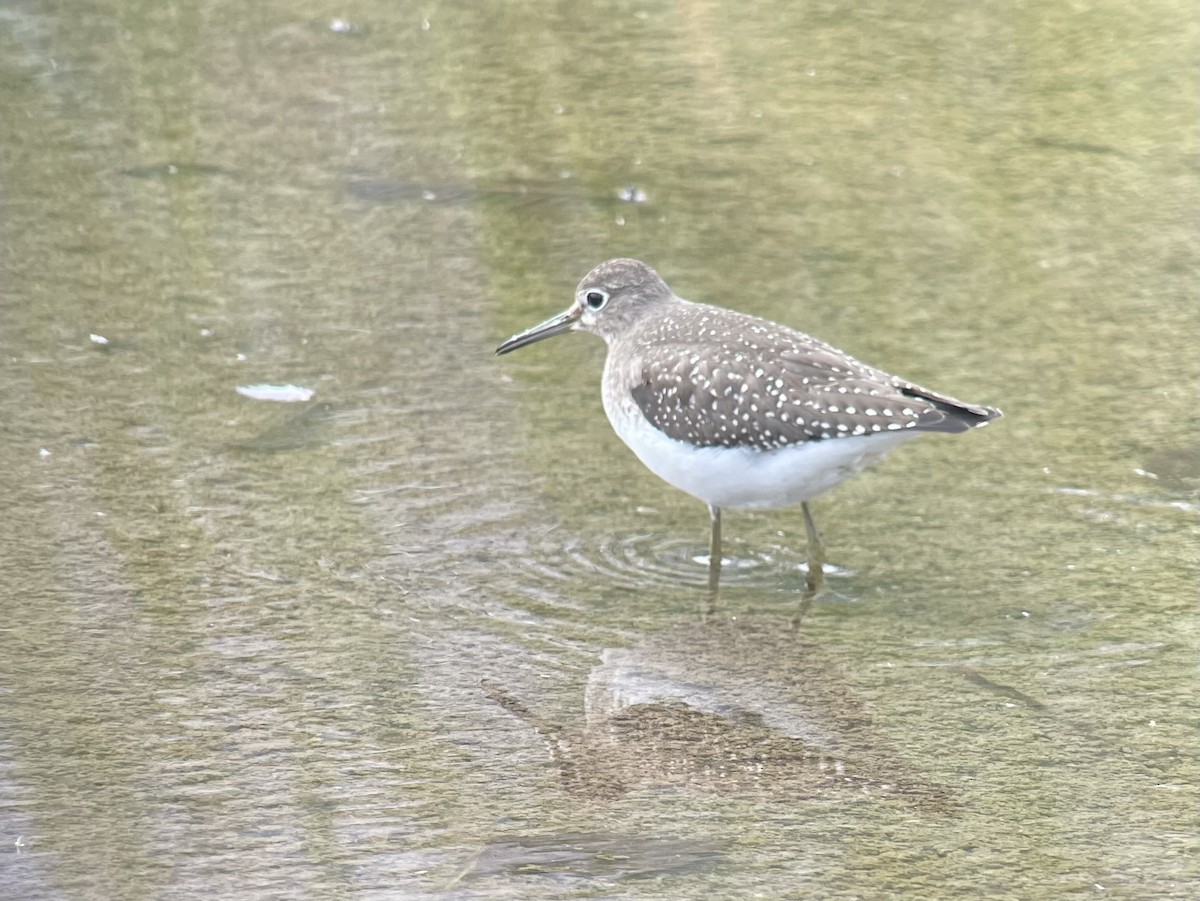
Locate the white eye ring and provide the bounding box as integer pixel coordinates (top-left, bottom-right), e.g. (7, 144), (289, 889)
(584, 289), (609, 310)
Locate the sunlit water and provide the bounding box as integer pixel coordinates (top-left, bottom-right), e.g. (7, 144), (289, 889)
(0, 1), (1196, 899)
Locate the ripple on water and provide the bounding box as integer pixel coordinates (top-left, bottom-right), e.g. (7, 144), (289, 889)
(547, 530), (850, 593)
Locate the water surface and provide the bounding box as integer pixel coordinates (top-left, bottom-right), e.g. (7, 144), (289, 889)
(0, 1), (1196, 898)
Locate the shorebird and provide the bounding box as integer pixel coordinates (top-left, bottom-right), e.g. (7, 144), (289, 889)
(497, 259), (1001, 619)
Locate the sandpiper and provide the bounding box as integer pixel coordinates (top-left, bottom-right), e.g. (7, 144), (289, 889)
(496, 259), (1000, 618)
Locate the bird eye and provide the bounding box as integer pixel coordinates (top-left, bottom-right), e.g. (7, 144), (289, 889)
(585, 290), (608, 310)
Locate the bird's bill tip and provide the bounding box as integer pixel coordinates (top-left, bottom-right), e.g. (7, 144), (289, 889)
(495, 307), (579, 355)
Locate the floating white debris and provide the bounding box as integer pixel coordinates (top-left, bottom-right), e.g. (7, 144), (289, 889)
(236, 384), (315, 403)
(89, 333), (109, 345)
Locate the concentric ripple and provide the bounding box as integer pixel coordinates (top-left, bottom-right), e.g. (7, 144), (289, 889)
(548, 530), (850, 594)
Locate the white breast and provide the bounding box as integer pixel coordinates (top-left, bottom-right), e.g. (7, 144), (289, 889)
(603, 390), (920, 510)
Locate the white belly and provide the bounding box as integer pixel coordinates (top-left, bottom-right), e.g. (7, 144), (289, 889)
(606, 401), (919, 510)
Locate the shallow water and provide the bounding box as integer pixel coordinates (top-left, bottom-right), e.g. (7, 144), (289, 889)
(1, 1), (1196, 898)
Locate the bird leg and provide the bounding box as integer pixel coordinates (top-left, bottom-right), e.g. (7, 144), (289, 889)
(793, 501), (826, 626)
(706, 504), (722, 613)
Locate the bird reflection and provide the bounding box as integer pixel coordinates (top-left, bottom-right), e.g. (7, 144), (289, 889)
(485, 619), (955, 811)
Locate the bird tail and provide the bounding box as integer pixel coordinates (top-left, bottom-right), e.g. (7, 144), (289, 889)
(900, 382), (1002, 433)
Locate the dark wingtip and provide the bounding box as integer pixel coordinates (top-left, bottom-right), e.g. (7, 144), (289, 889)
(905, 385), (1002, 433)
(929, 403), (1002, 432)
(975, 405), (1003, 426)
